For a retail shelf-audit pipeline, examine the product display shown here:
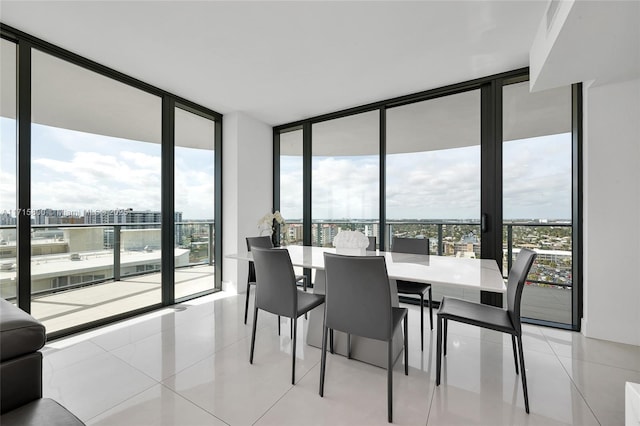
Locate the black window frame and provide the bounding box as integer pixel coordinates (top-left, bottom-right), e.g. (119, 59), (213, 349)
(273, 68), (582, 331)
(1, 23), (223, 340)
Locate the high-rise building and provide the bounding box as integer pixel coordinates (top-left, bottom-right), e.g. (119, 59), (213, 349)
(84, 210), (184, 248)
(33, 209), (82, 225)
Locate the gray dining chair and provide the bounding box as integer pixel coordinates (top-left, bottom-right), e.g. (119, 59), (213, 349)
(391, 237), (432, 351)
(245, 236), (308, 335)
(436, 248), (537, 413)
(320, 252), (408, 423)
(249, 247), (325, 385)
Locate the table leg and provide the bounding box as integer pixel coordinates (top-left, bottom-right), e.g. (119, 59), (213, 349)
(480, 290), (503, 307)
(306, 270), (403, 369)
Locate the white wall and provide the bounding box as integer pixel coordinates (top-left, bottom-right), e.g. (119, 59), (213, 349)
(221, 112), (272, 293)
(583, 77), (640, 346)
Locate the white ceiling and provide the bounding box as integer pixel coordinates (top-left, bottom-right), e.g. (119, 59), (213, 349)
(0, 0), (550, 127)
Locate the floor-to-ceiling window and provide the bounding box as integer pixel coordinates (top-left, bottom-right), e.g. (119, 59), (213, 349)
(174, 106), (216, 300)
(0, 39), (17, 302)
(386, 89), (482, 302)
(1, 24), (222, 338)
(311, 111), (380, 247)
(29, 48), (163, 333)
(503, 81), (573, 325)
(277, 127), (307, 281)
(274, 70), (581, 330)
(278, 128), (304, 246)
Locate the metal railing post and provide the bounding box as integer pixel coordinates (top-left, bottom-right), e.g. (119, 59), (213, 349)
(437, 224), (443, 256)
(114, 225), (121, 281)
(507, 224), (513, 275)
(208, 223), (214, 266)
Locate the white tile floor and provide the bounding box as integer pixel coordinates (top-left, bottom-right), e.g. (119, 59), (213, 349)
(41, 291), (640, 425)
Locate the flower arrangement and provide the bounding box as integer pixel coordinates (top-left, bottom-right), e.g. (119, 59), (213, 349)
(332, 230), (369, 255)
(257, 210), (286, 246)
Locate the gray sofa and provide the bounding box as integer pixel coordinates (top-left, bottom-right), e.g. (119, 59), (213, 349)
(0, 298), (84, 425)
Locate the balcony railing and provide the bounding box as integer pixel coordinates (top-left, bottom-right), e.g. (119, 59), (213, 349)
(0, 221), (215, 300)
(282, 220), (572, 289)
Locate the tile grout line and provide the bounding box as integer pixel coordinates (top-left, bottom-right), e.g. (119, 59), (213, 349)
(425, 373), (437, 425)
(251, 357), (323, 425)
(83, 379), (160, 424)
(541, 329), (602, 426)
(157, 383), (232, 426)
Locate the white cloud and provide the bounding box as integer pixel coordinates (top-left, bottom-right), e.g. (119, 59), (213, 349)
(280, 133), (571, 221)
(311, 156), (379, 219)
(0, 170), (17, 212)
(175, 149), (215, 219)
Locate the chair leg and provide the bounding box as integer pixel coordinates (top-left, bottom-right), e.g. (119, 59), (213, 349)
(290, 318), (293, 338)
(511, 335), (519, 375)
(404, 315), (408, 375)
(347, 334), (351, 359)
(249, 307), (259, 364)
(292, 317), (297, 385)
(319, 326), (328, 397)
(330, 329), (334, 354)
(387, 339), (393, 423)
(517, 336), (530, 413)
(244, 280), (251, 324)
(443, 318), (448, 356)
(428, 286), (433, 330)
(436, 315), (442, 386)
(420, 293), (424, 351)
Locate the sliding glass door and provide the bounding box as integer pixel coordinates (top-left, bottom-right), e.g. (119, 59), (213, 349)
(311, 111), (380, 247)
(30, 48), (162, 333)
(174, 107), (216, 300)
(0, 39), (17, 302)
(503, 81), (573, 325)
(278, 128), (304, 246)
(386, 89), (482, 302)
(274, 70), (581, 329)
(3, 25), (223, 338)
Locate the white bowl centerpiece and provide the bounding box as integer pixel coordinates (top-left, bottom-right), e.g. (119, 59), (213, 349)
(332, 230), (369, 256)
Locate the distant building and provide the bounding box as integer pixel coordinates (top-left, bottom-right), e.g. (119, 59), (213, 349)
(313, 223), (337, 247)
(286, 223), (304, 244)
(84, 209), (128, 224)
(84, 210), (184, 248)
(0, 213), (16, 226)
(443, 231), (481, 258)
(34, 209), (83, 225)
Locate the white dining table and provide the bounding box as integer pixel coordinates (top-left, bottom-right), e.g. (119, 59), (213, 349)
(227, 245), (506, 368)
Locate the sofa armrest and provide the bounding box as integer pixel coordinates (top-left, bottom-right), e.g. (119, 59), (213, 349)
(1, 398), (84, 425)
(0, 298), (46, 361)
(0, 352), (43, 414)
(0, 298), (46, 414)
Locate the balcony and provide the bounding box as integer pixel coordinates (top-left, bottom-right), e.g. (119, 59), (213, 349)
(0, 222), (216, 334)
